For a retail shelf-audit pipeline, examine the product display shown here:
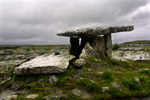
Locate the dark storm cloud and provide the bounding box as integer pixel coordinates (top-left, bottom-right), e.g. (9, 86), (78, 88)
(0, 0), (150, 44)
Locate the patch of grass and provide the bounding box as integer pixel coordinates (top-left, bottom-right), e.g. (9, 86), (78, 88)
(140, 69), (150, 75)
(102, 70), (114, 81)
(77, 79), (101, 93)
(105, 87), (124, 99)
(57, 65), (76, 79)
(122, 78), (142, 91)
(112, 43), (120, 50)
(12, 75), (49, 83)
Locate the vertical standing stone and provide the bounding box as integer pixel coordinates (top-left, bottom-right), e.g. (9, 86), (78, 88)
(76, 38), (88, 58)
(104, 34), (112, 57)
(70, 37), (79, 58)
(90, 36), (106, 58)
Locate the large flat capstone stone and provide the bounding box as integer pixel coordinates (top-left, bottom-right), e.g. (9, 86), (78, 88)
(14, 53), (75, 75)
(57, 26), (134, 38)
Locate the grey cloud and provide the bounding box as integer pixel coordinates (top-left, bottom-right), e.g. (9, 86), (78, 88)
(0, 0), (150, 44)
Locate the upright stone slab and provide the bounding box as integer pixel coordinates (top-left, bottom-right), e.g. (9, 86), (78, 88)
(90, 36), (106, 58)
(104, 34), (112, 57)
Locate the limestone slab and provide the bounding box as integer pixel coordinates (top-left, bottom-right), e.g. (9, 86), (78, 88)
(14, 53), (75, 75)
(57, 26), (134, 38)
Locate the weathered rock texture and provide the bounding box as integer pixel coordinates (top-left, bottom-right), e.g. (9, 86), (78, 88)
(57, 26), (134, 38)
(14, 53), (75, 75)
(57, 26), (134, 59)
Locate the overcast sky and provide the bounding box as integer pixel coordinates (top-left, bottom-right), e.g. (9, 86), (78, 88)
(0, 0), (150, 45)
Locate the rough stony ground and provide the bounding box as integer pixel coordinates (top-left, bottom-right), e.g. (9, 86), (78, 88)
(1, 45), (150, 100)
(112, 47), (150, 61)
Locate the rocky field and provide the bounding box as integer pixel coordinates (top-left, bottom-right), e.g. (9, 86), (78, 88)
(1, 44), (150, 100)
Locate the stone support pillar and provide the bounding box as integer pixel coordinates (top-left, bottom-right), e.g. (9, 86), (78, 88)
(104, 34), (112, 57)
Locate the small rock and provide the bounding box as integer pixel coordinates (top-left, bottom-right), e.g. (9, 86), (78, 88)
(97, 72), (103, 75)
(135, 77), (141, 85)
(44, 91), (67, 100)
(5, 95), (18, 100)
(72, 88), (81, 97)
(112, 82), (121, 89)
(73, 59), (86, 68)
(49, 75), (58, 85)
(102, 86), (109, 92)
(88, 69), (92, 72)
(26, 94), (38, 99)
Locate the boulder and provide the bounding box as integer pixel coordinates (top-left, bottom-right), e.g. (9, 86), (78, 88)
(14, 53), (75, 75)
(79, 42), (95, 59)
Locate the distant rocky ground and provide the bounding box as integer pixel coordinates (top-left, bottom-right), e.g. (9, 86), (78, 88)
(0, 44), (150, 100)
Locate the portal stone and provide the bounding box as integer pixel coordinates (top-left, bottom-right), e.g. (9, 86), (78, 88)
(90, 36), (106, 58)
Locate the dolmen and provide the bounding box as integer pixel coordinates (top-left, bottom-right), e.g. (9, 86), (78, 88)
(14, 26), (134, 75)
(57, 26), (134, 59)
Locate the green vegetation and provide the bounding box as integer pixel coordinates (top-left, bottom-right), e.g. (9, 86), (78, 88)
(1, 45), (150, 99)
(77, 79), (101, 93)
(102, 70), (113, 81)
(122, 40), (150, 44)
(112, 43), (120, 50)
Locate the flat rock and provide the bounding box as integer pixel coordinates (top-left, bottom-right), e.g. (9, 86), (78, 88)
(14, 53), (75, 75)
(57, 26), (134, 38)
(26, 94), (38, 99)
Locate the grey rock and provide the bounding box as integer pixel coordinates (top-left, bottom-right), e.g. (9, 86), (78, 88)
(49, 75), (58, 86)
(135, 77), (141, 85)
(72, 88), (81, 97)
(112, 82), (121, 89)
(57, 26), (134, 38)
(14, 53), (75, 75)
(79, 36), (108, 59)
(91, 36), (106, 58)
(44, 91), (67, 100)
(104, 34), (112, 57)
(16, 55), (26, 59)
(102, 86), (109, 92)
(26, 94), (38, 99)
(73, 59), (86, 67)
(96, 72), (104, 75)
(5, 95), (17, 100)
